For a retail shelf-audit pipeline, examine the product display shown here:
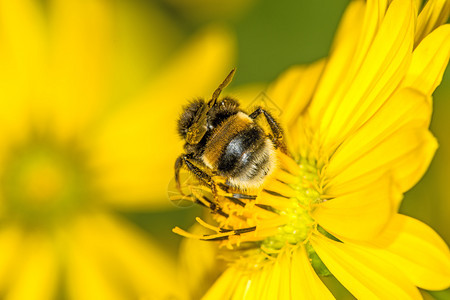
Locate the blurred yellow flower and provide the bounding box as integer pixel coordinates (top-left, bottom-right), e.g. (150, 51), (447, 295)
(0, 0), (234, 299)
(175, 0), (450, 298)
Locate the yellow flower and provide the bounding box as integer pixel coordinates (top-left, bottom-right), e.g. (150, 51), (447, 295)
(175, 0), (450, 298)
(0, 0), (234, 299)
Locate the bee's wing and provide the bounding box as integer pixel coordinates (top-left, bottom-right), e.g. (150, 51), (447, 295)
(167, 169), (214, 209)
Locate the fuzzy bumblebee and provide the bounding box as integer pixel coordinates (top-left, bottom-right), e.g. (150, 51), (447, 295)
(175, 69), (288, 201)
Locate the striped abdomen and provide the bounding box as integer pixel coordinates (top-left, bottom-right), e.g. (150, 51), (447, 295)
(202, 112), (276, 190)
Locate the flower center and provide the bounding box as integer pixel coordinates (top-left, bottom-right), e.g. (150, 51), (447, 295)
(174, 154), (322, 248)
(173, 153), (331, 274)
(261, 157), (320, 252)
(2, 135), (93, 227)
(21, 155), (66, 205)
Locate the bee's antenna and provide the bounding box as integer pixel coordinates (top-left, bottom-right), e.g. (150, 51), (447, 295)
(209, 68), (236, 108)
(186, 69), (235, 145)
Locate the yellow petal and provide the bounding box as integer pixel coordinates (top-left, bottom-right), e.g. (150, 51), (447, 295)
(415, 0), (424, 10)
(88, 26), (235, 208)
(66, 235), (124, 300)
(415, 0), (450, 46)
(311, 234), (422, 300)
(71, 213), (185, 299)
(326, 88), (435, 194)
(46, 0), (114, 140)
(367, 214), (450, 291)
(387, 134), (438, 193)
(0, 0), (46, 144)
(404, 24), (450, 97)
(131, 25), (235, 110)
(202, 267), (241, 300)
(234, 269), (262, 300)
(215, 264), (266, 299)
(313, 173), (396, 241)
(309, 0), (390, 123)
(266, 60), (326, 129)
(290, 246), (335, 300)
(5, 233), (58, 300)
(326, 88), (431, 174)
(265, 255), (286, 300)
(244, 263), (274, 300)
(231, 273), (251, 300)
(112, 0), (183, 93)
(312, 0), (414, 153)
(178, 224), (224, 299)
(326, 127), (437, 200)
(307, 0), (365, 125)
(348, 0), (389, 74)
(204, 247), (334, 300)
(277, 250), (292, 300)
(0, 0), (46, 93)
(0, 227), (24, 293)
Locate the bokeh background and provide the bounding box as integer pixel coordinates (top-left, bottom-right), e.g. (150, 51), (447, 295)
(1, 0), (449, 299)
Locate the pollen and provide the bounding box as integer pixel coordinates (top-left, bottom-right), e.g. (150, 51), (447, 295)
(260, 156), (320, 252)
(173, 152), (323, 256)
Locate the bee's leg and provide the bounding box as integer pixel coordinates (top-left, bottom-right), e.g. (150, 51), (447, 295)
(174, 155), (185, 194)
(249, 107), (288, 154)
(176, 154), (213, 187)
(175, 154), (223, 207)
(194, 195), (229, 218)
(210, 182), (221, 205)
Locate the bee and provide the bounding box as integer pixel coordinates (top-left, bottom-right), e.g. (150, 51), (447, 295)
(174, 69), (288, 205)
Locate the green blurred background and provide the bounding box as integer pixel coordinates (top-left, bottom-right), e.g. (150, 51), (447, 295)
(119, 0), (450, 298)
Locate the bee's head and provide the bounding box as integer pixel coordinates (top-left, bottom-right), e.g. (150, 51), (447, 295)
(177, 99), (209, 144)
(177, 68), (236, 145)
